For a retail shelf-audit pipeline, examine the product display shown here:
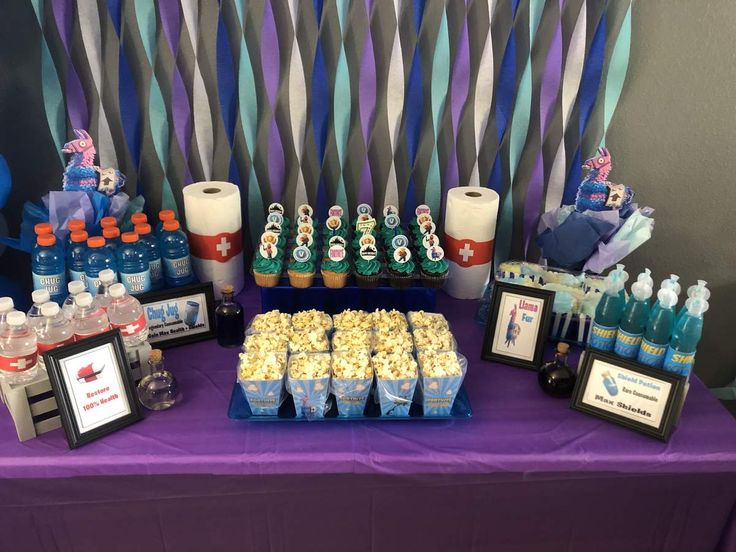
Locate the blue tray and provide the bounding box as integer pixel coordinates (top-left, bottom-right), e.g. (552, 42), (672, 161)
(227, 382), (472, 421)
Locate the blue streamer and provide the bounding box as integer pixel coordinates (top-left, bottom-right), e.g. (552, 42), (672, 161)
(217, 11), (237, 147)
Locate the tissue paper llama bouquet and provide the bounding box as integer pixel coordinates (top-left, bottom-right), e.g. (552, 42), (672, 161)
(535, 147), (654, 274)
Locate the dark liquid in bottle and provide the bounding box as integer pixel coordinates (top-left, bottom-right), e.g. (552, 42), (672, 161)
(216, 293), (245, 347)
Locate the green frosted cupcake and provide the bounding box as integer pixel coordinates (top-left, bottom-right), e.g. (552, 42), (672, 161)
(354, 256), (382, 289)
(387, 249), (415, 289)
(321, 257), (350, 288)
(420, 252), (449, 289)
(253, 253), (283, 287)
(288, 258), (315, 288)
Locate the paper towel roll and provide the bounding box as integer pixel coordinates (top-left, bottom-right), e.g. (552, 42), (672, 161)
(183, 181), (244, 299)
(443, 187), (500, 299)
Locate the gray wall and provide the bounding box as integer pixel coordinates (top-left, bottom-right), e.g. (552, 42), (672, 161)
(606, 1), (736, 386)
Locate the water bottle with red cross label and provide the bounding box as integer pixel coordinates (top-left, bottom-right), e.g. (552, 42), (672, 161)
(36, 302), (75, 368)
(0, 312), (39, 385)
(72, 292), (111, 341)
(106, 283), (149, 347)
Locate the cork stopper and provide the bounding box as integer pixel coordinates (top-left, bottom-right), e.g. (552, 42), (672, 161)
(149, 349), (163, 363)
(556, 342), (570, 354)
(222, 284), (234, 294)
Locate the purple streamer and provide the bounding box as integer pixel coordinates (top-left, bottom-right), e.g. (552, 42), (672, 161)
(358, 0), (376, 206)
(267, 118), (285, 203)
(261, 0), (284, 201)
(51, 0), (88, 130)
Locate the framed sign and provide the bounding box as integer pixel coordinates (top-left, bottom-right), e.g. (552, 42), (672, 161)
(44, 330), (142, 449)
(571, 350), (687, 441)
(481, 282), (554, 369)
(137, 282), (216, 348)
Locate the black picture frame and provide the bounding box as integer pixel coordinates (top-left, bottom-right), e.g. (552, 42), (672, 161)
(136, 282), (216, 349)
(44, 330), (143, 449)
(570, 349), (687, 442)
(481, 281), (555, 370)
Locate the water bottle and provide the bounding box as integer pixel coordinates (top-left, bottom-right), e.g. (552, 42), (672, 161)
(663, 297), (708, 377)
(678, 280), (710, 323)
(134, 223), (164, 291)
(637, 288), (678, 368)
(63, 280), (87, 320)
(0, 312), (39, 385)
(72, 292), (111, 340)
(67, 230), (89, 285)
(66, 219), (85, 249)
(85, 236), (117, 296)
(107, 283), (149, 347)
(614, 281), (652, 358)
(94, 269), (117, 311)
(156, 209), (175, 236)
(589, 272), (625, 352)
(0, 297), (15, 328)
(32, 233), (67, 305)
(103, 226), (121, 253)
(160, 220), (194, 287)
(36, 302), (74, 367)
(117, 232), (152, 296)
(650, 274), (681, 320)
(100, 216), (117, 230)
(27, 289), (51, 334)
(131, 212), (148, 227)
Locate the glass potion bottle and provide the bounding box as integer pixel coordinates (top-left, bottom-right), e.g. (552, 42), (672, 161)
(137, 349), (179, 410)
(538, 342), (576, 398)
(215, 284), (244, 347)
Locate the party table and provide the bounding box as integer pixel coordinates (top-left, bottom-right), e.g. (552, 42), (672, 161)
(0, 284), (735, 552)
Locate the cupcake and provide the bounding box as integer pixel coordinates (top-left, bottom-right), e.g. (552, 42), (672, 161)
(387, 246), (415, 289)
(321, 255), (350, 288)
(419, 246), (449, 289)
(354, 254), (382, 288)
(288, 257), (315, 288)
(252, 252), (283, 287)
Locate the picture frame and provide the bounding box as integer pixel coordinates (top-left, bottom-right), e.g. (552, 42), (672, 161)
(136, 282), (216, 349)
(44, 330), (143, 449)
(570, 350), (687, 442)
(481, 282), (555, 370)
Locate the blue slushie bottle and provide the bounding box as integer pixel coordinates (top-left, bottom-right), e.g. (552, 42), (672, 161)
(160, 220), (194, 287)
(678, 280), (710, 323)
(117, 232), (152, 296)
(663, 297), (708, 377)
(85, 236), (118, 296)
(32, 233), (67, 305)
(67, 230), (89, 286)
(103, 226), (121, 254)
(637, 288), (677, 368)
(589, 270), (625, 352)
(614, 281), (652, 358)
(650, 274), (681, 321)
(134, 223), (164, 291)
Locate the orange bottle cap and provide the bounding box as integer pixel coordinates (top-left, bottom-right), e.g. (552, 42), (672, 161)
(121, 232), (139, 243)
(34, 223), (52, 235)
(159, 210), (175, 222)
(131, 213), (148, 225)
(68, 219), (85, 232)
(70, 230), (88, 243)
(162, 220), (180, 232)
(37, 234), (56, 246)
(100, 216), (117, 228)
(134, 223), (152, 235)
(103, 227), (120, 239)
(87, 236), (105, 248)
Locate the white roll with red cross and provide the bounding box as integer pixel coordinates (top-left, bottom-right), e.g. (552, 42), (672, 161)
(443, 187), (500, 299)
(183, 182), (244, 299)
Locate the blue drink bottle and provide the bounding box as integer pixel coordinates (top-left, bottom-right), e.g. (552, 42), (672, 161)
(650, 274), (681, 321)
(85, 236), (118, 296)
(103, 226), (121, 254)
(117, 232), (152, 296)
(156, 210), (176, 237)
(66, 219), (85, 250)
(678, 280), (710, 323)
(614, 281), (652, 358)
(613, 264), (629, 301)
(134, 223), (164, 290)
(637, 288), (677, 368)
(160, 220), (194, 287)
(32, 233), (67, 305)
(663, 297), (708, 377)
(67, 230), (89, 286)
(589, 271), (625, 352)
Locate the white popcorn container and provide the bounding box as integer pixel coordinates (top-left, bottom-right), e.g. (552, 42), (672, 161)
(237, 352), (288, 416)
(330, 351), (374, 417)
(246, 312), (293, 335)
(376, 375), (418, 417)
(242, 330), (289, 354)
(330, 330), (375, 354)
(407, 311), (450, 332)
(291, 310), (334, 332)
(288, 329), (331, 354)
(411, 330), (458, 354)
(417, 352), (467, 417)
(332, 310), (372, 332)
(287, 353), (332, 419)
(373, 331), (415, 355)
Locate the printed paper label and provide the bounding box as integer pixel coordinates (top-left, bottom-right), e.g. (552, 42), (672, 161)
(120, 270), (152, 295)
(589, 323), (617, 352)
(163, 256), (192, 279)
(637, 338), (667, 368)
(111, 313), (147, 337)
(0, 352), (38, 373)
(32, 272), (65, 296)
(69, 269), (87, 286)
(663, 348), (695, 377)
(614, 328), (643, 359)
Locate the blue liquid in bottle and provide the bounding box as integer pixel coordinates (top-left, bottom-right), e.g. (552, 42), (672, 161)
(614, 281), (652, 358)
(156, 210), (176, 237)
(66, 230), (89, 287)
(85, 236), (118, 296)
(103, 226), (121, 254)
(589, 272), (625, 352)
(32, 233), (67, 305)
(663, 297), (708, 378)
(66, 219), (86, 250)
(117, 232), (152, 296)
(637, 288), (677, 368)
(160, 220), (194, 287)
(135, 223), (164, 291)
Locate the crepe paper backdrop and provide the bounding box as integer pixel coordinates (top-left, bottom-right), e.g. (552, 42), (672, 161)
(23, 0), (632, 261)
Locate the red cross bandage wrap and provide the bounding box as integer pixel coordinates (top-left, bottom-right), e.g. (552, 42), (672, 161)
(443, 187), (500, 299)
(183, 182), (245, 299)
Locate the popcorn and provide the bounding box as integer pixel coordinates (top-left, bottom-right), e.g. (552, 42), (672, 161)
(332, 330), (374, 352)
(331, 351), (373, 380)
(333, 309), (372, 331)
(238, 352), (287, 381)
(292, 309), (333, 331)
(288, 352), (331, 379)
(407, 311), (449, 331)
(412, 329), (455, 352)
(251, 311), (292, 333)
(418, 351), (463, 377)
(243, 332), (289, 353)
(289, 329), (330, 353)
(371, 309), (408, 332)
(372, 351), (418, 380)
(374, 330), (413, 354)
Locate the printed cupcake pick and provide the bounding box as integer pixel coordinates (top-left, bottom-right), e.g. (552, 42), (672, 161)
(264, 221), (282, 235)
(383, 205), (399, 217)
(359, 244), (377, 260)
(356, 216), (376, 234)
(426, 245), (445, 261)
(267, 212), (284, 225)
(359, 234), (376, 247)
(420, 221), (436, 235)
(296, 232), (314, 247)
(293, 245), (311, 262)
(326, 216), (342, 233)
(356, 203), (372, 216)
(393, 246), (412, 263)
(328, 245), (346, 261)
(298, 214), (313, 226)
(415, 204), (431, 216)
(298, 223), (314, 235)
(297, 203), (313, 218)
(384, 214), (400, 229)
(391, 234), (409, 249)
(329, 235), (347, 248)
(268, 202), (285, 214)
(261, 231), (279, 246)
(422, 233), (439, 249)
(328, 205), (344, 218)
(259, 242), (279, 259)
(417, 213), (433, 225)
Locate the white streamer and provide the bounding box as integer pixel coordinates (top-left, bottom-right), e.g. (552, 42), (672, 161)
(288, 0), (308, 211)
(383, 0), (405, 208)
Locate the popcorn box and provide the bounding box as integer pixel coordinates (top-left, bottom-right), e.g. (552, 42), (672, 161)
(371, 309), (408, 332)
(374, 330), (414, 354)
(237, 352), (288, 416)
(288, 329), (330, 353)
(412, 328), (457, 353)
(248, 311), (292, 333)
(291, 309), (333, 332)
(333, 309), (372, 331)
(331, 351), (374, 417)
(417, 352), (467, 417)
(288, 353), (332, 419)
(331, 330), (375, 353)
(243, 331), (289, 354)
(375, 375), (418, 417)
(407, 311), (450, 332)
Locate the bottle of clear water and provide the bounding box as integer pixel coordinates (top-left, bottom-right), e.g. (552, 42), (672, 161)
(66, 230), (89, 286)
(0, 312), (39, 385)
(72, 292), (111, 340)
(137, 349), (179, 410)
(94, 269), (117, 311)
(62, 280), (87, 320)
(27, 289), (51, 334)
(117, 232), (152, 296)
(0, 297), (15, 328)
(134, 223), (164, 291)
(107, 283), (149, 347)
(85, 237), (118, 296)
(32, 233), (67, 305)
(160, 220), (195, 287)
(663, 297), (708, 378)
(36, 302), (74, 368)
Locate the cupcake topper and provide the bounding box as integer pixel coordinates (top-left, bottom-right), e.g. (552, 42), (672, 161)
(296, 232), (314, 247)
(426, 245), (444, 261)
(293, 245), (311, 262)
(298, 214), (313, 226)
(297, 203), (313, 218)
(357, 203), (372, 216)
(359, 234), (376, 247)
(268, 202), (285, 214)
(260, 231), (279, 246)
(264, 221), (282, 235)
(383, 205), (398, 217)
(356, 216), (376, 235)
(298, 223), (314, 235)
(329, 235), (347, 248)
(417, 213), (433, 225)
(422, 233), (439, 249)
(328, 205), (344, 218)
(359, 244), (377, 261)
(391, 234), (409, 249)
(259, 242), (278, 259)
(415, 204), (431, 217)
(420, 221), (436, 235)
(326, 216), (342, 233)
(328, 245), (346, 261)
(384, 213), (400, 229)
(393, 246), (411, 263)
(267, 212), (284, 225)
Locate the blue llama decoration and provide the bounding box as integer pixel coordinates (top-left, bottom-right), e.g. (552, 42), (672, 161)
(574, 147), (633, 212)
(62, 129), (125, 196)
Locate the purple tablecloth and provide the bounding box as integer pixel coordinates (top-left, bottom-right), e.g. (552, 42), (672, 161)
(1, 282), (735, 551)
